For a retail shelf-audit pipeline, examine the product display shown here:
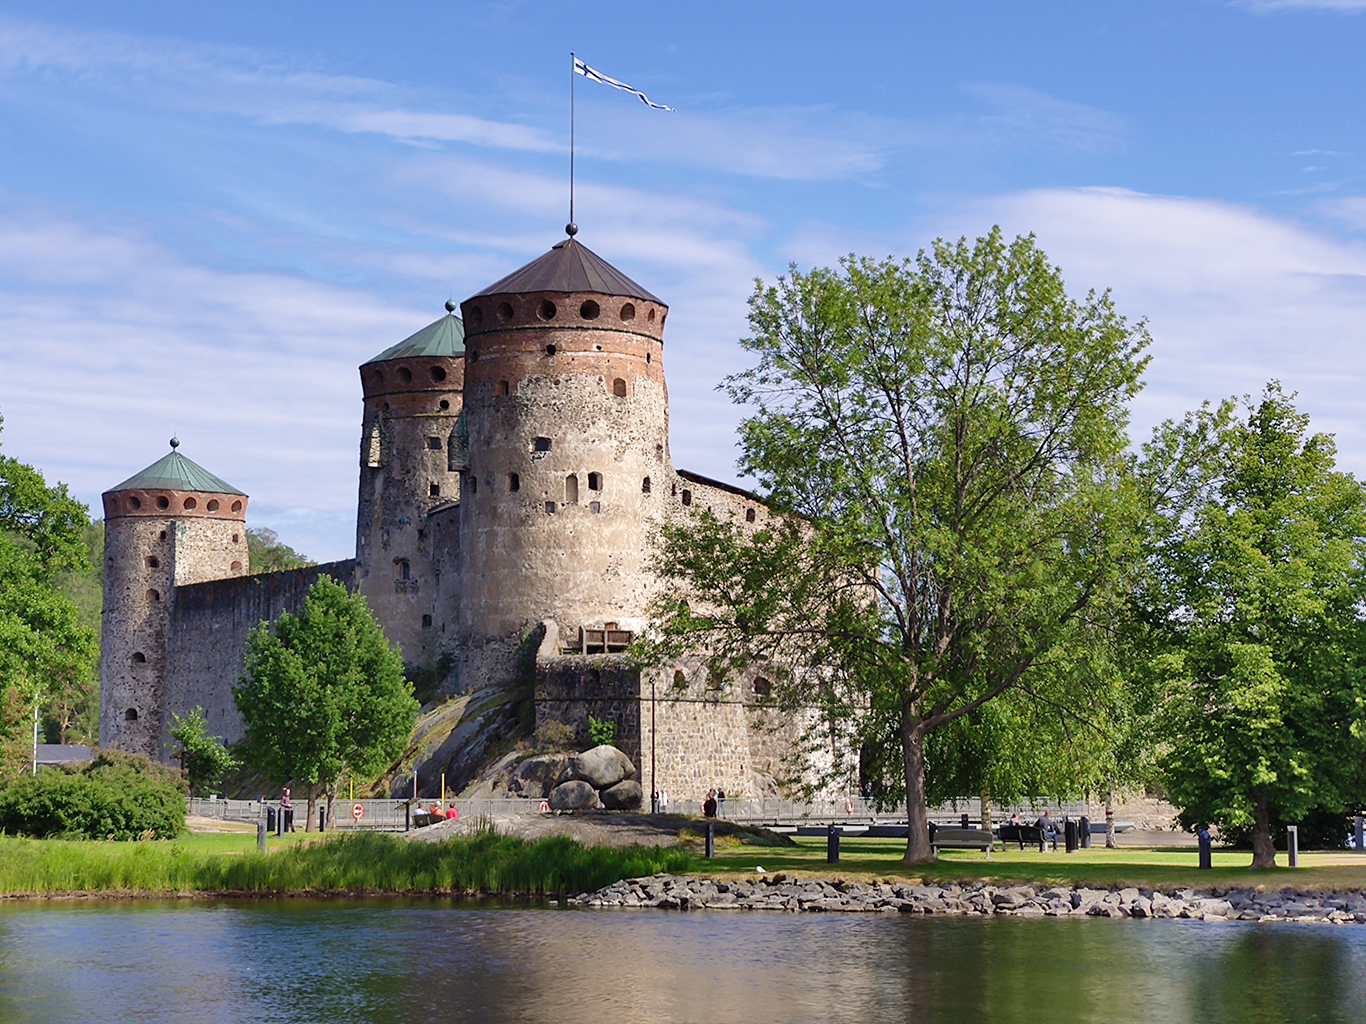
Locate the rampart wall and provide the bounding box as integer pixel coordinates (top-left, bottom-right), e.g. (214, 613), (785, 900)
(162, 560), (357, 754)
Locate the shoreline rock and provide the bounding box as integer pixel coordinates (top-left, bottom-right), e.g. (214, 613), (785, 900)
(565, 875), (1366, 924)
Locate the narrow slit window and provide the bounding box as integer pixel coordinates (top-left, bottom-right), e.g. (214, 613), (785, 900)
(681, 490), (692, 506)
(565, 475), (579, 504)
(509, 473), (520, 493)
(430, 483), (440, 497)
(642, 476), (651, 493)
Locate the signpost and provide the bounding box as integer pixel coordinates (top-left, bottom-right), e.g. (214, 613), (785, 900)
(352, 803), (365, 822)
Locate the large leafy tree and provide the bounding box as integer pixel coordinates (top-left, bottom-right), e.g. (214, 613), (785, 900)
(234, 576), (416, 829)
(646, 229), (1150, 863)
(1144, 384), (1366, 868)
(0, 414), (98, 772)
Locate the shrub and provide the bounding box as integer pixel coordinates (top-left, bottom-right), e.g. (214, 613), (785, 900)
(0, 751), (186, 840)
(588, 716), (616, 748)
(533, 721), (574, 753)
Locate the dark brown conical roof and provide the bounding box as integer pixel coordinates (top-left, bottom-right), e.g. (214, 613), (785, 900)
(472, 237), (662, 303)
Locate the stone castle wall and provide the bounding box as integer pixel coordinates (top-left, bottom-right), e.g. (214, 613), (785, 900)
(162, 560), (358, 753)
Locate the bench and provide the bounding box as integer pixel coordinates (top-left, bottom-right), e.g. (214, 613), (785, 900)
(998, 824), (1057, 852)
(928, 827), (995, 858)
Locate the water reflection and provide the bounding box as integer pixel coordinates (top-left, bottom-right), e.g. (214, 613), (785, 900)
(0, 902), (1363, 1024)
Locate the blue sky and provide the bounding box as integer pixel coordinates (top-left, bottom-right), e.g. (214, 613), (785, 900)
(1, 0), (1364, 559)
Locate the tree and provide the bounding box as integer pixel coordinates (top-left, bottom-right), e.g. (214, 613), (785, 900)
(0, 413), (98, 773)
(1143, 384), (1366, 868)
(233, 576), (416, 830)
(246, 527), (314, 573)
(645, 230), (1150, 863)
(169, 705), (240, 797)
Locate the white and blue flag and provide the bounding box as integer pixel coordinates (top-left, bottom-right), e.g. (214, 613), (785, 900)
(573, 57), (674, 111)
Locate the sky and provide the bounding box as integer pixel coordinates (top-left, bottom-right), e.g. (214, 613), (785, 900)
(1, 0), (1364, 560)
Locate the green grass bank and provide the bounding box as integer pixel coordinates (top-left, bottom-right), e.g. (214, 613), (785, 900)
(0, 831), (690, 897)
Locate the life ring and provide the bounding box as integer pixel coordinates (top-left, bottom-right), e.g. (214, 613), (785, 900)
(845, 798), (855, 813)
(538, 801), (550, 813)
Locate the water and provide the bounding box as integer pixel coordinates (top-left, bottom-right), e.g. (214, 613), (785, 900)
(1, 901), (1364, 1023)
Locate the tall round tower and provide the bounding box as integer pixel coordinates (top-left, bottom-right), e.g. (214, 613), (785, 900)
(355, 306), (465, 673)
(99, 439), (249, 759)
(456, 231), (670, 680)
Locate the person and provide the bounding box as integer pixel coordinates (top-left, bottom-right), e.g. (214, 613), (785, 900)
(716, 788), (726, 819)
(1009, 812), (1021, 826)
(660, 789), (669, 813)
(445, 804), (458, 821)
(280, 787), (294, 833)
(1035, 810), (1058, 851)
(703, 789), (717, 818)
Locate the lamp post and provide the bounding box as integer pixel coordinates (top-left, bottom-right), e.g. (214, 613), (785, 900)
(650, 676), (657, 814)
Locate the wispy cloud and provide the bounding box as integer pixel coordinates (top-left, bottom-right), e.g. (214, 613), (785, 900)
(960, 83), (1125, 155)
(1231, 0), (1366, 12)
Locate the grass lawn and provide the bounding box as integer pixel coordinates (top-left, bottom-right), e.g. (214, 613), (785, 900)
(693, 836), (1366, 892)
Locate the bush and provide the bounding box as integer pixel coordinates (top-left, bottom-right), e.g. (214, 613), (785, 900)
(588, 716), (616, 748)
(0, 751), (186, 840)
(533, 721), (574, 753)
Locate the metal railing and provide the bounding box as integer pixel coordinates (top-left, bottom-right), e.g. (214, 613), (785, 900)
(188, 794), (1105, 831)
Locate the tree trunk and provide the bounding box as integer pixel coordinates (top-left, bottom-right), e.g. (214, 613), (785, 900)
(980, 787), (993, 833)
(305, 786), (317, 833)
(1250, 789), (1277, 869)
(901, 711), (934, 864)
(1105, 796), (1117, 849)
(325, 784), (337, 833)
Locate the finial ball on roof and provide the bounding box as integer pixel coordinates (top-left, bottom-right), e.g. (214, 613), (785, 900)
(445, 299), (457, 312)
(170, 437), (180, 449)
(565, 222), (578, 237)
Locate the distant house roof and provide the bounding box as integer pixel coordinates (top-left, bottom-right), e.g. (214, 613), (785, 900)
(36, 744), (93, 766)
(107, 445), (246, 496)
(365, 312), (466, 365)
(472, 237), (663, 303)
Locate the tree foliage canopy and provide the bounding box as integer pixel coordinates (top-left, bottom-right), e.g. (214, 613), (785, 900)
(1143, 384), (1366, 867)
(233, 576), (415, 828)
(0, 413), (98, 773)
(246, 527), (314, 574)
(645, 229), (1151, 862)
(169, 705), (240, 797)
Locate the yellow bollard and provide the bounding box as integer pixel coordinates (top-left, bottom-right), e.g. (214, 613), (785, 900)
(441, 774), (445, 807)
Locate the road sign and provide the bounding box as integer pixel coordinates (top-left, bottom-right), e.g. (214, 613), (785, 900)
(352, 803), (364, 820)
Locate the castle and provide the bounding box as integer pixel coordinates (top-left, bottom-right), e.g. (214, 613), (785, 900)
(98, 231), (802, 802)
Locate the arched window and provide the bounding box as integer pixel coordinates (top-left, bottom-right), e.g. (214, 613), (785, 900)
(565, 475), (579, 504)
(125, 708), (138, 722)
(642, 477), (651, 494)
(612, 378), (627, 397)
(207, 499), (219, 512)
(681, 490), (692, 506)
(587, 472), (602, 491)
(746, 508), (756, 523)
(145, 556), (159, 569)
(397, 560), (410, 580)
(132, 652), (146, 664)
(231, 560), (243, 572)
(754, 677), (772, 697)
(146, 589), (161, 602)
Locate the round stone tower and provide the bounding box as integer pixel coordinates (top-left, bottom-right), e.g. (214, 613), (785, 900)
(355, 305), (465, 672)
(456, 231), (670, 679)
(99, 439), (249, 759)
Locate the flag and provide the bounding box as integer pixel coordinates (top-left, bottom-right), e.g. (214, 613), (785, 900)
(573, 57), (674, 111)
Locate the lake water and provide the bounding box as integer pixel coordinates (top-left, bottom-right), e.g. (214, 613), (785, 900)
(1, 900), (1363, 1023)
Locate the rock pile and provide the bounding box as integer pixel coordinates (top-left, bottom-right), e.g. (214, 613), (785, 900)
(545, 745), (643, 811)
(567, 875), (1366, 923)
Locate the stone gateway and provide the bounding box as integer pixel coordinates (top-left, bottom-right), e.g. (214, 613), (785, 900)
(98, 231), (808, 805)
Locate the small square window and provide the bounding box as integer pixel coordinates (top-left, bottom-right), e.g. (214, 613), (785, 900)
(422, 614), (433, 629)
(534, 437), (553, 452)
(430, 483), (440, 497)
(427, 437), (442, 450)
(590, 501), (601, 514)
(545, 501), (557, 514)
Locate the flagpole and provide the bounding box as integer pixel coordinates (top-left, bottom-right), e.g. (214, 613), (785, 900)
(569, 51), (576, 232)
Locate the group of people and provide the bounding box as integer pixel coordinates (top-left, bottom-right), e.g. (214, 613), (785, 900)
(702, 788), (727, 818)
(426, 803), (458, 822)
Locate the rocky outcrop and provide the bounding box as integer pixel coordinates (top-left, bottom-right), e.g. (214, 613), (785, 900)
(506, 754), (571, 798)
(600, 780), (644, 810)
(569, 746), (637, 789)
(566, 876), (1366, 923)
(548, 780), (599, 811)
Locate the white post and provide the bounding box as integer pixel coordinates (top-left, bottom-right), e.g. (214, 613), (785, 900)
(31, 699), (39, 774)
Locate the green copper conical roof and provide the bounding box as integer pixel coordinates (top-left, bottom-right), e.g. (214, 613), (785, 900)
(365, 312), (465, 365)
(107, 441), (246, 496)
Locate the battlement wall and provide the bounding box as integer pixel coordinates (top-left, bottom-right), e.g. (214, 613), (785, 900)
(162, 559), (358, 758)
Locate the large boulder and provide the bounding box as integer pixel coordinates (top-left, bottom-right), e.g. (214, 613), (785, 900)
(600, 779), (643, 810)
(507, 754), (570, 798)
(569, 745), (636, 789)
(548, 779), (599, 811)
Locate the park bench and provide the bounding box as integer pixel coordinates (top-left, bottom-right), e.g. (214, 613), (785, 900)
(998, 824), (1057, 852)
(928, 827), (995, 858)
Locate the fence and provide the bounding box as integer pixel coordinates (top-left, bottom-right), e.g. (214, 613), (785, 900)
(188, 794), (1106, 831)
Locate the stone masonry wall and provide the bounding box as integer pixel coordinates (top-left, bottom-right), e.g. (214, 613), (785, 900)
(162, 560), (357, 757)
